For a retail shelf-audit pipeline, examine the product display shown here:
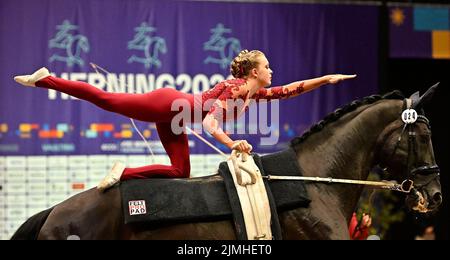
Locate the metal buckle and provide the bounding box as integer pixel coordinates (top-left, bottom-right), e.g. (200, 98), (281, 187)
(398, 179), (413, 193)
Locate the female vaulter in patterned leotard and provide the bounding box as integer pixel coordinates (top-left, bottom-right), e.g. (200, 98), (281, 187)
(14, 49), (356, 191)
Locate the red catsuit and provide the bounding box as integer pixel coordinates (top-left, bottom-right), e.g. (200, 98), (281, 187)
(36, 76), (304, 179)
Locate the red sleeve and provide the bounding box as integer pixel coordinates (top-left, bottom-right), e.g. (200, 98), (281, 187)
(202, 81), (227, 102)
(349, 213), (358, 239)
(349, 213), (369, 240)
(251, 82), (305, 102)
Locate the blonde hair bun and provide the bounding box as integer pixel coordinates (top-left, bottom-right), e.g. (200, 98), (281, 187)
(230, 49), (264, 78)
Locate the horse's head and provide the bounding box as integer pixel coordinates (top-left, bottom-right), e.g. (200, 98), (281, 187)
(378, 83), (441, 213)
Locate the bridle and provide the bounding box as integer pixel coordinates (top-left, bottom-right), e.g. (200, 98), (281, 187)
(264, 98), (440, 194)
(380, 98), (440, 192)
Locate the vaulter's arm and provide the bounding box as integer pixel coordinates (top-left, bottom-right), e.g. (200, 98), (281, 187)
(202, 99), (252, 153)
(252, 74), (356, 101)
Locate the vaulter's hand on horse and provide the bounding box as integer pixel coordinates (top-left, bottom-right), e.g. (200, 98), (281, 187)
(326, 74), (357, 84)
(229, 139), (253, 154)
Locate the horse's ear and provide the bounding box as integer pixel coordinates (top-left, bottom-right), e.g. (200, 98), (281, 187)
(413, 82), (440, 109)
(409, 91), (420, 107)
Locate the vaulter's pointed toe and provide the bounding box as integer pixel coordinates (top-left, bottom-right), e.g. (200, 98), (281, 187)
(14, 67), (50, 87)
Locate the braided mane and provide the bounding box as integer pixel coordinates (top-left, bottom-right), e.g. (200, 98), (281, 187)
(290, 90), (405, 147)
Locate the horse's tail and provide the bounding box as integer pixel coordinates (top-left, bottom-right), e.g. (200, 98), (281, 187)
(10, 207), (54, 240)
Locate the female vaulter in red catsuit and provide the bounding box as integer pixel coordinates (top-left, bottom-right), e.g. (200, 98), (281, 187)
(14, 49), (355, 191)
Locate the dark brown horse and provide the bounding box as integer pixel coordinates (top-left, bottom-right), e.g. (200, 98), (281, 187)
(11, 86), (442, 240)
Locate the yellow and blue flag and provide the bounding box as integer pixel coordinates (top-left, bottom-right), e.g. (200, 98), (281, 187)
(390, 6), (450, 59)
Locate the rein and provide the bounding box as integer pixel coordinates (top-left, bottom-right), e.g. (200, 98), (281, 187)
(190, 124), (413, 192)
(188, 124), (413, 193)
(262, 175), (413, 193)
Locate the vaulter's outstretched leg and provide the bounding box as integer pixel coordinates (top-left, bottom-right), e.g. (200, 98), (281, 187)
(14, 67), (195, 192)
(14, 67), (193, 123)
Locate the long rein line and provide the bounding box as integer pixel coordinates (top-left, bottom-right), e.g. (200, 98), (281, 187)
(263, 175), (412, 193)
(189, 124), (411, 193)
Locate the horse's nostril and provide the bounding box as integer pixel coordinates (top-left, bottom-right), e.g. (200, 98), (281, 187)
(433, 192), (442, 204)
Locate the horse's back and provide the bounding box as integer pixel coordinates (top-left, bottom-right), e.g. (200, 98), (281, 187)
(38, 187), (123, 240)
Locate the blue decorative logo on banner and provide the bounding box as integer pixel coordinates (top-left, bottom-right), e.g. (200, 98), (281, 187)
(203, 23), (241, 69)
(48, 20), (90, 67)
(127, 22), (167, 69)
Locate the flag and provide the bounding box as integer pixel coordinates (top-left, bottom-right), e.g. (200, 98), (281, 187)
(390, 6), (450, 59)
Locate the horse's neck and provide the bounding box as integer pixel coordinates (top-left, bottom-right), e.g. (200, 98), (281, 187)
(295, 100), (403, 218)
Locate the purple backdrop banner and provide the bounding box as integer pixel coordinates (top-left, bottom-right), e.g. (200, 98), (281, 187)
(0, 0), (378, 155)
